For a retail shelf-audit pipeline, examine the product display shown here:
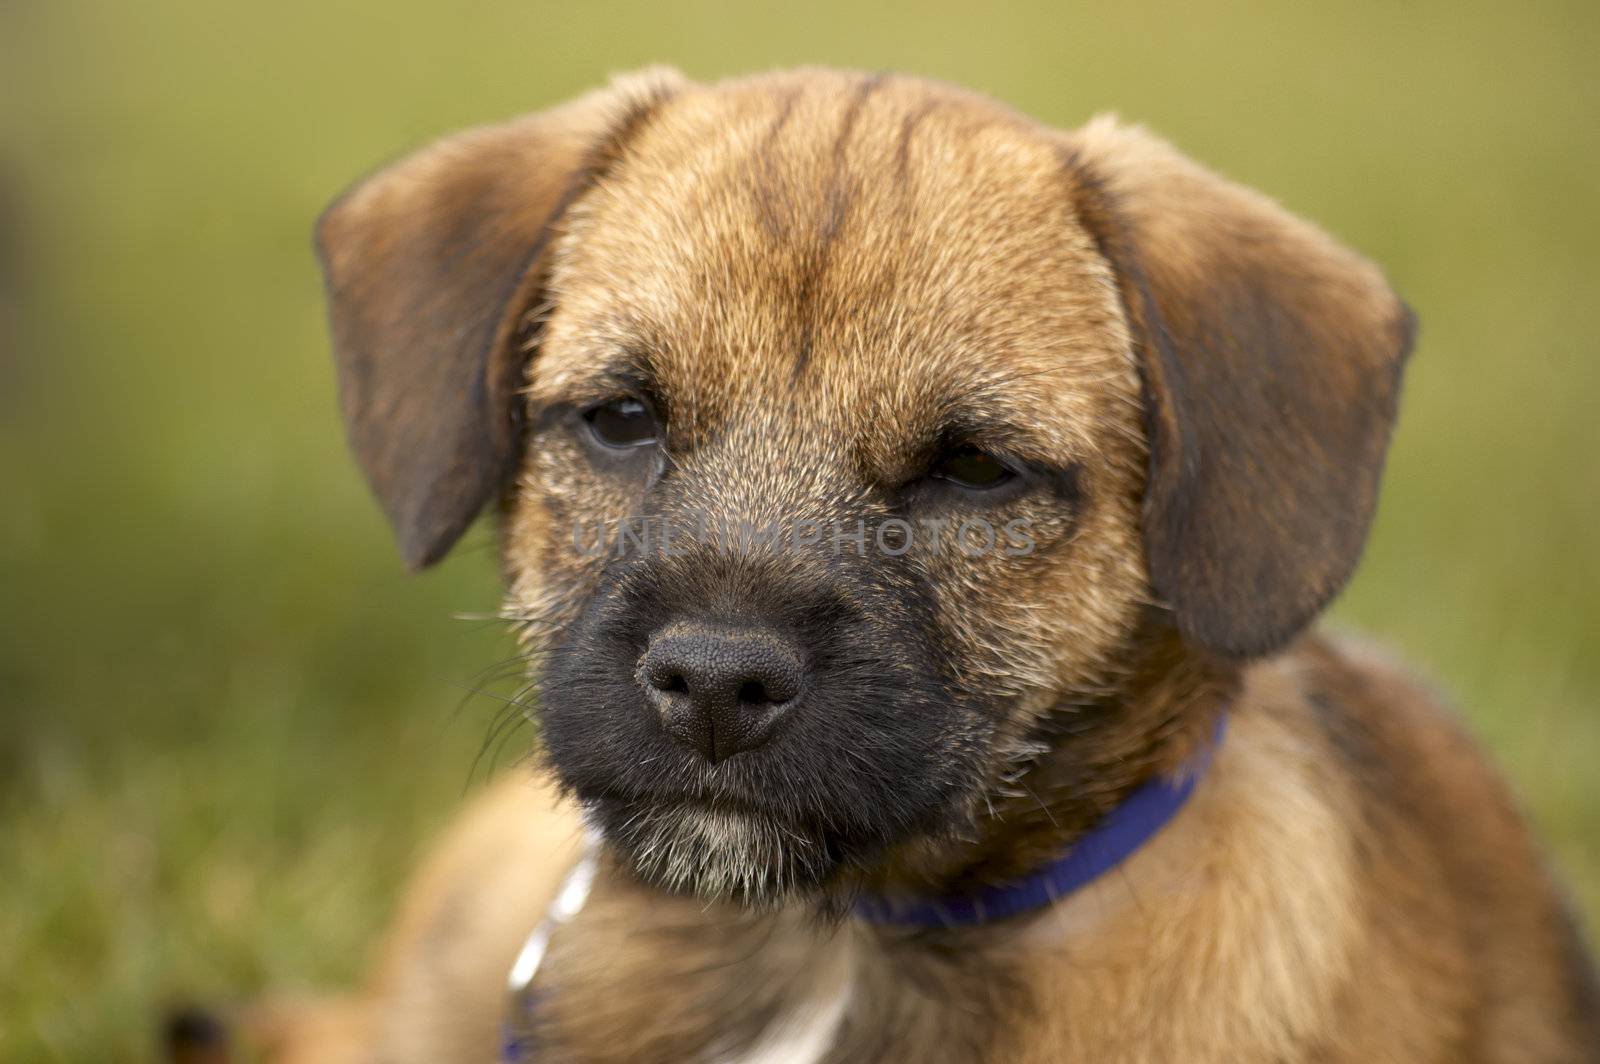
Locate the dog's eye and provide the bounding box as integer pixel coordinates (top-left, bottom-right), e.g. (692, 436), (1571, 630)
(930, 446), (1015, 490)
(583, 398), (659, 449)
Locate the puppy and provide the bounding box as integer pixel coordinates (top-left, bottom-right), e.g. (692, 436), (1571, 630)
(272, 67), (1599, 1062)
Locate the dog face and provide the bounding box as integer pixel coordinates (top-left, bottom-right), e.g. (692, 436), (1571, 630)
(507, 75), (1152, 901)
(317, 69), (1413, 904)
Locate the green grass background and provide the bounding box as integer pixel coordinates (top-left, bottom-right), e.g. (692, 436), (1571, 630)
(3, 1), (1597, 1058)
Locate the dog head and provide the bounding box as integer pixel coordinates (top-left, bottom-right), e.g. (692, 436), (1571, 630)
(317, 68), (1413, 905)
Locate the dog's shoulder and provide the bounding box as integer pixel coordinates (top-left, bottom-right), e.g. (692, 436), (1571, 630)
(1289, 630), (1535, 845)
(1011, 637), (1597, 1062)
(1277, 633), (1600, 1061)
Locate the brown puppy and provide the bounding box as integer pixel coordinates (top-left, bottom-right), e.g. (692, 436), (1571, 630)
(276, 67), (1599, 1062)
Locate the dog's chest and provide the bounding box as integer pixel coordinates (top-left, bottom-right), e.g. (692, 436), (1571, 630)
(517, 884), (1026, 1064)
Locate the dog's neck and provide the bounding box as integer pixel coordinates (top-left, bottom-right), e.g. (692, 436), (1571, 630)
(855, 711), (1226, 927)
(856, 623), (1238, 905)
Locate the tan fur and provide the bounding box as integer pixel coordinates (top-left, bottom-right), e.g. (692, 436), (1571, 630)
(271, 68), (1600, 1062)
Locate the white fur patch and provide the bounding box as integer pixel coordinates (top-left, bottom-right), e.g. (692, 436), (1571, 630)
(712, 952), (853, 1064)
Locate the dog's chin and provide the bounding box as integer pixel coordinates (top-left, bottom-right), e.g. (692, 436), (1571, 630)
(589, 797), (845, 908)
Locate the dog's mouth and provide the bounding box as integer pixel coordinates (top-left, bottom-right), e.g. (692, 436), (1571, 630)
(586, 792), (848, 904)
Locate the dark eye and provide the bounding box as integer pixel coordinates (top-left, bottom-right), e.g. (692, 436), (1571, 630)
(583, 397), (659, 449)
(930, 445), (1015, 490)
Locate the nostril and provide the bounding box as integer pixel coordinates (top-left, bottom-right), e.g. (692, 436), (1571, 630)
(737, 679), (772, 705)
(660, 673), (690, 695)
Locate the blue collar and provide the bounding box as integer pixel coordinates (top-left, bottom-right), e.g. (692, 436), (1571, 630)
(854, 714), (1227, 929)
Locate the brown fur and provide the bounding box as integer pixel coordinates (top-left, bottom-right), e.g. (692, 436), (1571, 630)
(269, 68), (1599, 1061)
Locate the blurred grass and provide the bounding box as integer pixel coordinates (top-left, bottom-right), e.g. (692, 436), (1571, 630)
(2, 0), (1597, 1059)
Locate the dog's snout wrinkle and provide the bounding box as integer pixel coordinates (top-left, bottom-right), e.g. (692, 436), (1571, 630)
(638, 623), (805, 763)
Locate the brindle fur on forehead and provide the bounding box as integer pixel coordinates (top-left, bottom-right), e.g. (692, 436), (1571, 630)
(529, 71), (1141, 473)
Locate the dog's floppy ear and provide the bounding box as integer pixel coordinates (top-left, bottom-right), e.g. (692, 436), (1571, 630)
(316, 67), (685, 569)
(1062, 118), (1416, 659)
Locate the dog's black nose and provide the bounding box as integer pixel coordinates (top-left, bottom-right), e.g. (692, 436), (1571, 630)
(637, 623), (805, 763)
